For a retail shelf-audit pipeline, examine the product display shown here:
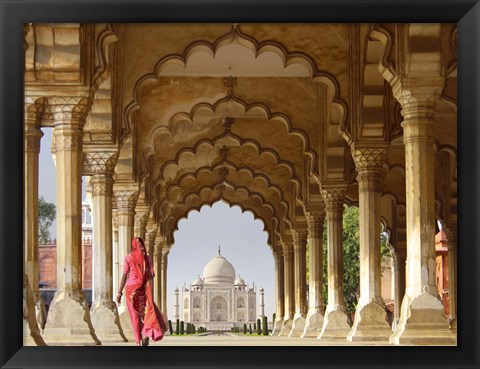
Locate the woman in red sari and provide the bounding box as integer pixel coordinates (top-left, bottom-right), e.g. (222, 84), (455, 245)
(116, 237), (166, 346)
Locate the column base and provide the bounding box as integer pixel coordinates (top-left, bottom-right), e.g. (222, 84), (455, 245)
(270, 318), (283, 336)
(288, 314), (306, 337)
(278, 317), (293, 336)
(118, 307), (134, 342)
(42, 291), (101, 345)
(23, 276), (46, 346)
(33, 292), (47, 330)
(301, 309), (324, 338)
(347, 300), (391, 342)
(390, 292), (456, 345)
(23, 320), (46, 346)
(318, 308), (350, 340)
(91, 300), (128, 343)
(449, 317), (457, 336)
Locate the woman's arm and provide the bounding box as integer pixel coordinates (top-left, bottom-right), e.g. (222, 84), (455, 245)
(116, 273), (128, 303)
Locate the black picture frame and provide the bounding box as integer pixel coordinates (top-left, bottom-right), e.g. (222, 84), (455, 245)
(1, 1), (479, 368)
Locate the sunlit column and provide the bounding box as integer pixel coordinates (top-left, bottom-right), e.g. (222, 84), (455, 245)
(302, 209), (325, 338)
(348, 147), (391, 342)
(153, 242), (162, 307)
(270, 249), (284, 336)
(279, 241), (294, 336)
(319, 186), (351, 339)
(390, 84), (454, 345)
(85, 150), (127, 343)
(114, 187), (138, 341)
(392, 245), (406, 331)
(43, 98), (100, 345)
(289, 229), (308, 337)
(161, 245), (170, 316)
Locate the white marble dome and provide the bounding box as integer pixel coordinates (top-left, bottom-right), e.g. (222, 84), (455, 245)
(203, 249), (236, 284)
(234, 276), (246, 286)
(192, 277), (204, 286)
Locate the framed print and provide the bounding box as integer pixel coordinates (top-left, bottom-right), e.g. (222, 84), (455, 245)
(1, 0), (479, 368)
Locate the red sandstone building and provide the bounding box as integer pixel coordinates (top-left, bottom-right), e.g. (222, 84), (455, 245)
(39, 237), (92, 310)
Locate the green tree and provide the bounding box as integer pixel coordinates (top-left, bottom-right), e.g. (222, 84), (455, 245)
(38, 197), (55, 244)
(320, 206), (392, 314)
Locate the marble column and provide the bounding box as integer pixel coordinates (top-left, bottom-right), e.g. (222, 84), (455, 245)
(161, 246), (170, 315)
(390, 85), (455, 345)
(112, 210), (119, 310)
(392, 245), (406, 331)
(302, 210), (325, 338)
(289, 229), (308, 337)
(24, 115), (47, 330)
(319, 187), (351, 339)
(445, 225), (457, 335)
(153, 241), (162, 307)
(85, 151), (127, 343)
(279, 243), (294, 336)
(43, 99), (100, 345)
(114, 188), (138, 341)
(270, 249), (284, 336)
(347, 148), (391, 342)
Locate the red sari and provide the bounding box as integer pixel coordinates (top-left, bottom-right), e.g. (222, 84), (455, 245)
(125, 238), (167, 343)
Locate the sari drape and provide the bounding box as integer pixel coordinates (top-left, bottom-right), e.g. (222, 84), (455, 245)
(125, 238), (167, 342)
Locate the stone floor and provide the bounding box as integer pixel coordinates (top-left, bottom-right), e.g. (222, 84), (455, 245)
(99, 332), (456, 346)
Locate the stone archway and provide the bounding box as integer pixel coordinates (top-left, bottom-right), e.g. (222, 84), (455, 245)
(210, 296), (228, 322)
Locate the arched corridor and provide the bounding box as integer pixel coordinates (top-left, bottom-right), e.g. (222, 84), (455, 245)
(23, 22), (457, 346)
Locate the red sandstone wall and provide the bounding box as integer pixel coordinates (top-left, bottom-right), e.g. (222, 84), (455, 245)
(38, 238), (93, 290)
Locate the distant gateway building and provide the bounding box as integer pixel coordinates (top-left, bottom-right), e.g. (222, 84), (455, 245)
(175, 248), (263, 331)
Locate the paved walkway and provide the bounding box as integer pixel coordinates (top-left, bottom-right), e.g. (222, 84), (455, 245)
(105, 332), (454, 346)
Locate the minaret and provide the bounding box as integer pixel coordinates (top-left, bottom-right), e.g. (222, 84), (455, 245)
(174, 287), (180, 321)
(259, 287), (265, 318)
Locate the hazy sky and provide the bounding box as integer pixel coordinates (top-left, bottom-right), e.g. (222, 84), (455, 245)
(38, 128), (276, 320)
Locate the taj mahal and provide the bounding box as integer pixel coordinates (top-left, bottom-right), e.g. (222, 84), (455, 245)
(174, 247), (264, 331)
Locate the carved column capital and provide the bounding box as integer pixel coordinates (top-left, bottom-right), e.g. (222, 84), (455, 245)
(391, 79), (444, 121)
(321, 186), (346, 205)
(352, 147), (387, 172)
(24, 126), (43, 154)
(114, 189), (139, 210)
(50, 97), (90, 125)
(305, 210), (325, 227)
(83, 151), (119, 176)
(282, 243), (294, 258)
(291, 229), (308, 250)
(90, 175), (114, 196)
(135, 211), (149, 231)
(273, 249), (284, 263)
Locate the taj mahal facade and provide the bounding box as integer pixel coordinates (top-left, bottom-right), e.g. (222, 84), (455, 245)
(175, 248), (263, 331)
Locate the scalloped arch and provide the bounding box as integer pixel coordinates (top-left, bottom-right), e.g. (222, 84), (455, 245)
(163, 187), (282, 249)
(123, 25), (346, 143)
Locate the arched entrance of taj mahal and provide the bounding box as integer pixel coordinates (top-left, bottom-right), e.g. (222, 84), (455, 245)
(23, 23), (457, 345)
